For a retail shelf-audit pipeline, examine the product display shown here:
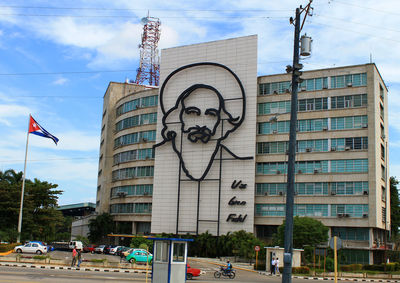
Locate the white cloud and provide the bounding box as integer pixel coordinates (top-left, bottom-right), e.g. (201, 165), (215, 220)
(53, 77), (69, 85)
(0, 104), (30, 126)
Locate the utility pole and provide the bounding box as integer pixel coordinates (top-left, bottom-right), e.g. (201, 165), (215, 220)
(282, 2), (313, 283)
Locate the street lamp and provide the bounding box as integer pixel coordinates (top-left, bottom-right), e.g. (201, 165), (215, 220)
(282, 2), (313, 283)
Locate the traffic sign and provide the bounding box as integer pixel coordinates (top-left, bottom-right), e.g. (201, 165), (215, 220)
(254, 245), (260, 252)
(329, 237), (342, 250)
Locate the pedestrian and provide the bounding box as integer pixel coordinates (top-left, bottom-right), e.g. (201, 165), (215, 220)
(275, 257), (280, 275)
(77, 249), (82, 268)
(71, 246), (77, 267)
(271, 257), (275, 275)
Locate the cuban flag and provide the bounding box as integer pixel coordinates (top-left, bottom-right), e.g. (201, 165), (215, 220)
(28, 115), (59, 145)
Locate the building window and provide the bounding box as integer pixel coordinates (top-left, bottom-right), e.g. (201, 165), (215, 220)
(330, 116), (367, 130)
(381, 124), (385, 139)
(298, 98), (328, 112)
(98, 169), (102, 177)
(382, 207), (387, 223)
(380, 84), (384, 102)
(382, 186), (386, 202)
(172, 242), (185, 263)
(113, 148), (154, 164)
(258, 101), (291, 115)
(259, 81), (291, 95)
(110, 203), (152, 214)
(381, 144), (385, 160)
(101, 124), (105, 133)
(155, 241), (169, 263)
(331, 137), (368, 151)
(295, 204), (328, 217)
(255, 204), (285, 216)
(100, 139), (104, 147)
(96, 200), (100, 207)
(114, 130), (156, 148)
(111, 185), (153, 197)
(380, 104), (384, 121)
(299, 77), (328, 91)
(116, 95), (158, 116)
(331, 227), (369, 241)
(331, 94), (367, 109)
(102, 109), (107, 119)
(381, 165), (386, 180)
(115, 112), (157, 132)
(330, 182), (369, 195)
(331, 73), (367, 88)
(112, 166), (154, 181)
(331, 204), (368, 217)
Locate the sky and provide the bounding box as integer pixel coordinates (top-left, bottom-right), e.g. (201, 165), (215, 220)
(0, 0), (399, 205)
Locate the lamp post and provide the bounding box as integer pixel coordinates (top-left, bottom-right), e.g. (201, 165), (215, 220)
(282, 2), (313, 283)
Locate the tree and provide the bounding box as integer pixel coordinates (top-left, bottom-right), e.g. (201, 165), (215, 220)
(390, 177), (400, 236)
(0, 169), (64, 242)
(88, 213), (113, 243)
(274, 216), (329, 249)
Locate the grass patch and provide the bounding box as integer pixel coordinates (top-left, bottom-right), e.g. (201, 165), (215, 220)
(90, 259), (107, 263)
(33, 255), (48, 260)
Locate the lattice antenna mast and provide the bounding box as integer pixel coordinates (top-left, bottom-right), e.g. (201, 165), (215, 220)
(135, 14), (161, 86)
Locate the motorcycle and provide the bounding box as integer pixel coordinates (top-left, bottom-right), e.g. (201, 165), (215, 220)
(214, 266), (236, 279)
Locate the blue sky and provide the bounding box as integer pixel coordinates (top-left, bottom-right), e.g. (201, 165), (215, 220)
(0, 0), (399, 205)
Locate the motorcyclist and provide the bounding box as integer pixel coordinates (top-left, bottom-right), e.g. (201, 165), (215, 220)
(223, 260), (232, 274)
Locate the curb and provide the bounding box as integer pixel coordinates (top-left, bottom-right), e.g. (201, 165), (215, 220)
(0, 262), (152, 274)
(257, 272), (400, 282)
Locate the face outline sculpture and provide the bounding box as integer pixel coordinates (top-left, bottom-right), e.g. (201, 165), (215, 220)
(155, 62), (249, 181)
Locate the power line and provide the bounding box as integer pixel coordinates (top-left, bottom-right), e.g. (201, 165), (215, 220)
(0, 5), (292, 12)
(330, 0), (400, 16)
(0, 69), (137, 76)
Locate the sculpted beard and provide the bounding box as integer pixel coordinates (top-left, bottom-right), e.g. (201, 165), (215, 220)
(186, 125), (213, 143)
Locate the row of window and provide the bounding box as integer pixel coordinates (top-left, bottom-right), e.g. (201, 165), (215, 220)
(116, 95), (158, 116)
(112, 166), (154, 181)
(256, 182), (369, 196)
(258, 94), (367, 115)
(113, 148), (154, 165)
(110, 203), (152, 214)
(116, 113), (157, 132)
(255, 204), (368, 218)
(331, 227), (369, 241)
(256, 137), (368, 154)
(259, 73), (367, 95)
(256, 159), (368, 174)
(258, 115), (367, 134)
(111, 185), (153, 197)
(114, 130), (156, 148)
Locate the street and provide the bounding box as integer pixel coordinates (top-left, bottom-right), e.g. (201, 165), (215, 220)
(0, 260), (319, 283)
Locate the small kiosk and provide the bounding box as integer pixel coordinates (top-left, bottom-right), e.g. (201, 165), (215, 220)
(149, 237), (193, 283)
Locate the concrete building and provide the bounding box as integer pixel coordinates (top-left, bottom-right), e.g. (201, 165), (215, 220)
(95, 36), (389, 264)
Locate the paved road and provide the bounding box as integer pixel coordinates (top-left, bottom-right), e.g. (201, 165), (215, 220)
(0, 260), (315, 283)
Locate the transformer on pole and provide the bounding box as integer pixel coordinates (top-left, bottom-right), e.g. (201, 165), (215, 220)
(135, 14), (161, 86)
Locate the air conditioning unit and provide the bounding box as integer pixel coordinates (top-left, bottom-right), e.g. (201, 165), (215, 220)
(143, 192), (149, 196)
(141, 138), (148, 142)
(331, 191), (336, 195)
(314, 169), (320, 174)
(297, 170), (303, 174)
(301, 87), (307, 91)
(345, 146), (351, 151)
(273, 90), (279, 94)
(362, 123), (368, 128)
(306, 147), (312, 152)
(337, 213), (344, 217)
(347, 82), (353, 87)
(363, 213), (368, 218)
(363, 190), (369, 195)
(323, 85), (328, 89)
(117, 192), (127, 197)
(345, 213), (350, 217)
(331, 147), (337, 151)
(322, 126), (328, 131)
(272, 130), (278, 134)
(285, 88), (291, 93)
(279, 191), (284, 196)
(264, 192), (268, 196)
(276, 170), (281, 174)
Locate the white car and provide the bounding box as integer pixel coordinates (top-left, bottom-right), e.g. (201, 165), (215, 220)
(14, 242), (47, 255)
(109, 246), (121, 255)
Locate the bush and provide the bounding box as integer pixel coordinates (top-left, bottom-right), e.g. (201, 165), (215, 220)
(254, 260), (266, 271)
(0, 243), (20, 252)
(293, 266), (310, 274)
(33, 255), (48, 260)
(90, 259), (107, 263)
(341, 264), (362, 272)
(362, 264), (384, 271)
(325, 257), (334, 272)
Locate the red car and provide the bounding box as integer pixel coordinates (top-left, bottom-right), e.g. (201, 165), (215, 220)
(186, 264), (201, 280)
(83, 244), (96, 253)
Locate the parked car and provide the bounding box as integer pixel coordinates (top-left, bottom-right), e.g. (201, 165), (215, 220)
(186, 264), (201, 280)
(116, 246), (129, 256)
(69, 241), (83, 251)
(94, 245), (106, 254)
(109, 245), (121, 255)
(83, 244), (96, 253)
(14, 242), (47, 255)
(126, 250), (153, 264)
(103, 245), (114, 254)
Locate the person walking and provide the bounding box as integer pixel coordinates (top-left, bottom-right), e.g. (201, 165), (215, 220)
(77, 249), (82, 268)
(71, 246), (77, 267)
(275, 257), (280, 275)
(270, 257), (276, 275)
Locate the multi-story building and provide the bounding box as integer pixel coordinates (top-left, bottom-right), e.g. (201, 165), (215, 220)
(96, 36), (389, 264)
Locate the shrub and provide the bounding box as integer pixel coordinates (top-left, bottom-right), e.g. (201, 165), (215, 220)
(362, 264), (384, 271)
(325, 257), (334, 272)
(90, 259), (107, 263)
(33, 255), (48, 260)
(293, 266), (310, 274)
(341, 264), (362, 272)
(0, 243), (20, 252)
(254, 260), (266, 271)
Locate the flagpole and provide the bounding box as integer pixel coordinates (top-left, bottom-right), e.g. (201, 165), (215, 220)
(17, 115), (31, 243)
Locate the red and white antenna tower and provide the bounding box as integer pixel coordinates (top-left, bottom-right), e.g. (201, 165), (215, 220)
(135, 14), (161, 86)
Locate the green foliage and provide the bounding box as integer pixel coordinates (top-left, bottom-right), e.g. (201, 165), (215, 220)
(90, 258), (107, 263)
(0, 169), (64, 243)
(274, 216), (329, 249)
(363, 264), (385, 271)
(0, 243), (19, 252)
(254, 260), (266, 270)
(88, 213), (113, 243)
(325, 257), (334, 271)
(340, 264), (363, 272)
(33, 255), (48, 260)
(0, 228), (19, 243)
(74, 235), (89, 246)
(130, 237), (153, 252)
(390, 177), (400, 236)
(292, 266), (310, 274)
